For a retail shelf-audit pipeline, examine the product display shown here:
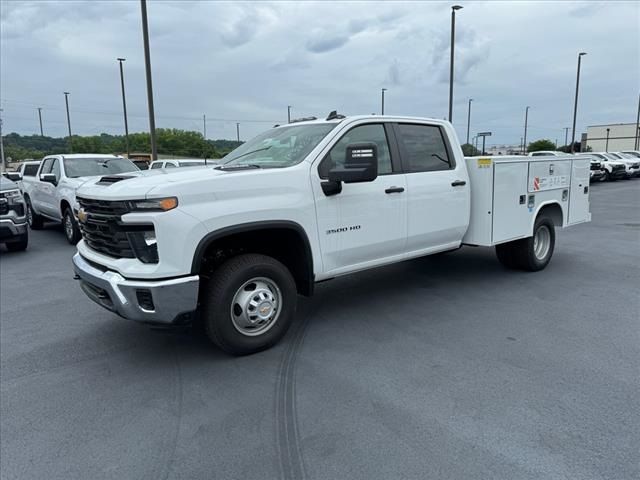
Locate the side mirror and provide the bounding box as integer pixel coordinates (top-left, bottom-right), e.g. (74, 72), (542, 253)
(328, 143), (378, 184)
(5, 172), (22, 182)
(40, 173), (57, 185)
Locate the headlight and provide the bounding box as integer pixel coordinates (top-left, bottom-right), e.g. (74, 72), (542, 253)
(1, 189), (24, 204)
(128, 197), (178, 212)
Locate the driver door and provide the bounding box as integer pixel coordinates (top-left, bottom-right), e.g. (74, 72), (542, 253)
(311, 122), (407, 276)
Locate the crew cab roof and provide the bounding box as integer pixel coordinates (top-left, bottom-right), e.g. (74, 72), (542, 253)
(274, 114), (449, 128)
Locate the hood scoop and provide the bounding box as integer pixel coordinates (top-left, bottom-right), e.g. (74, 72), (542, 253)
(96, 175), (135, 186)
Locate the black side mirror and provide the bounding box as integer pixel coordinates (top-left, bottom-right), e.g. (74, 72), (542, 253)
(40, 173), (57, 185)
(322, 142), (378, 196)
(5, 172), (22, 182)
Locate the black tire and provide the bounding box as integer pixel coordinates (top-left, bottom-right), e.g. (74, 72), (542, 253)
(25, 197), (44, 229)
(63, 208), (81, 245)
(200, 253), (297, 355)
(598, 172), (607, 182)
(5, 231), (28, 252)
(513, 216), (555, 272)
(495, 242), (519, 269)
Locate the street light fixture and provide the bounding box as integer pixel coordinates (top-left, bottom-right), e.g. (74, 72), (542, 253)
(381, 88), (387, 115)
(466, 98), (473, 144)
(523, 106), (530, 154)
(570, 52), (587, 153)
(117, 58), (130, 157)
(448, 5), (463, 123)
(64, 92), (72, 153)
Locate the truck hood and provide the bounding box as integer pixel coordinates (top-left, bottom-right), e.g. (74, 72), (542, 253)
(76, 166), (237, 200)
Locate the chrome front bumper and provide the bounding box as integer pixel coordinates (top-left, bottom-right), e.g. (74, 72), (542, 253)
(0, 218), (28, 238)
(72, 253), (199, 324)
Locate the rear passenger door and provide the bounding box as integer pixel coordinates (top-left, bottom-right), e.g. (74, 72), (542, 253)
(393, 123), (470, 255)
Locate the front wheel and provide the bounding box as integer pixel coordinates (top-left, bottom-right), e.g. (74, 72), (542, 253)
(63, 209), (81, 244)
(200, 253), (297, 355)
(26, 198), (44, 230)
(5, 231), (28, 252)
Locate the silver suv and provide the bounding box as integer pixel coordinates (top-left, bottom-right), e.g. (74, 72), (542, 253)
(0, 176), (28, 251)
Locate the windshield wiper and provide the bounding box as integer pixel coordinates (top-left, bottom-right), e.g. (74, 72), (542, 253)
(225, 146), (271, 163)
(215, 164), (262, 171)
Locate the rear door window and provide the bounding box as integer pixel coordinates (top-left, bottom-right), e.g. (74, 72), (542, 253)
(395, 124), (453, 172)
(24, 164), (39, 176)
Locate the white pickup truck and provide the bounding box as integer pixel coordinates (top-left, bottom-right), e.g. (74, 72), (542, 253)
(72, 113), (591, 355)
(22, 154), (139, 244)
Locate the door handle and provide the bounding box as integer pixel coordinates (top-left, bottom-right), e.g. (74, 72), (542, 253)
(385, 187), (405, 194)
(451, 180), (467, 187)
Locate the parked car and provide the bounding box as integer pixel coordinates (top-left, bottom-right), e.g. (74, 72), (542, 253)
(528, 150), (563, 157)
(7, 160), (42, 192)
(22, 154), (139, 244)
(0, 176), (28, 251)
(72, 113), (592, 355)
(149, 159), (217, 169)
(602, 152), (640, 178)
(620, 150), (640, 159)
(577, 153), (626, 181)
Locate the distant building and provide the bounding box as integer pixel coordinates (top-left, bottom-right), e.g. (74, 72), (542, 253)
(484, 144), (523, 156)
(585, 123), (640, 152)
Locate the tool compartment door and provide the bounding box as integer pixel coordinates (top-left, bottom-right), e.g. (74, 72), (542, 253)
(492, 162), (530, 243)
(568, 158), (591, 225)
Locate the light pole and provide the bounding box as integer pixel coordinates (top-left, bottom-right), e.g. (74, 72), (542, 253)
(605, 128), (610, 152)
(287, 106), (292, 123)
(236, 122), (240, 142)
(448, 5), (463, 122)
(0, 109), (5, 172)
(64, 92), (72, 153)
(635, 93), (640, 150)
(117, 58), (130, 157)
(37, 107), (44, 136)
(523, 106), (530, 154)
(466, 98), (473, 144)
(381, 88), (387, 115)
(203, 114), (206, 139)
(570, 52), (587, 153)
(563, 127), (569, 148)
(140, 0), (158, 160)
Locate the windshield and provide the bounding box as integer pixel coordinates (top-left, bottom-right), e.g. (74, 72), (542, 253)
(64, 157), (139, 178)
(223, 124), (336, 168)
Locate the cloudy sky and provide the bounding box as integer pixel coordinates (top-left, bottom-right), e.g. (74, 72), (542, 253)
(1, 0), (638, 146)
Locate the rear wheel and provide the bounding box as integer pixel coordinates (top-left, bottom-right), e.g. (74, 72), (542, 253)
(26, 198), (44, 230)
(5, 231), (28, 252)
(495, 216), (555, 271)
(63, 208), (81, 244)
(495, 242), (518, 269)
(200, 253), (297, 355)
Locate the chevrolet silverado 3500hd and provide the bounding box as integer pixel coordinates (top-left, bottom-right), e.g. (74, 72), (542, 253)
(72, 114), (591, 355)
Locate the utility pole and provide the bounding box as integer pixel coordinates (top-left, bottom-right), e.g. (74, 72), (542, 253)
(37, 107), (44, 136)
(236, 122), (240, 142)
(523, 106), (530, 154)
(448, 5), (463, 122)
(117, 58), (130, 157)
(140, 0), (158, 160)
(605, 128), (610, 152)
(64, 92), (73, 153)
(466, 98), (473, 144)
(563, 127), (569, 147)
(203, 114), (206, 139)
(0, 109), (5, 172)
(570, 52), (587, 153)
(287, 106), (292, 123)
(381, 88), (387, 115)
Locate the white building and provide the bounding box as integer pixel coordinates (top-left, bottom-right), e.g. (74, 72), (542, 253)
(585, 123), (640, 151)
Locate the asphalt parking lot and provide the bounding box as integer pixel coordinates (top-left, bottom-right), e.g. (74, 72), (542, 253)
(1, 180), (638, 480)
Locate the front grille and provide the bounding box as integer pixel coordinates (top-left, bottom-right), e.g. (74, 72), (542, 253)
(590, 162), (601, 170)
(77, 197), (135, 259)
(0, 200), (7, 215)
(612, 164), (625, 172)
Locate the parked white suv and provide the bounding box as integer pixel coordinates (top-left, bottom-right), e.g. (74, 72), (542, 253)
(149, 159), (217, 169)
(22, 154), (139, 243)
(73, 113), (591, 355)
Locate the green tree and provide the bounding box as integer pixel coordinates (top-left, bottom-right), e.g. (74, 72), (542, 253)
(527, 139), (556, 153)
(461, 143), (481, 156)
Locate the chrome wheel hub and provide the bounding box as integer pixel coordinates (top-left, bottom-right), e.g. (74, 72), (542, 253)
(534, 225), (551, 260)
(230, 277), (281, 336)
(64, 215), (73, 238)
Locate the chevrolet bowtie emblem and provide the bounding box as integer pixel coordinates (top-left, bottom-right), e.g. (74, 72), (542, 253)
(77, 208), (88, 223)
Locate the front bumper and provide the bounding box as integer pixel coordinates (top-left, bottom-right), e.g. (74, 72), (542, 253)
(0, 218), (28, 240)
(72, 253), (199, 325)
(590, 170), (605, 182)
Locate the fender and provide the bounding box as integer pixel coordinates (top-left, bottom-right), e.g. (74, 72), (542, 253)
(190, 220), (315, 293)
(531, 201), (564, 235)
